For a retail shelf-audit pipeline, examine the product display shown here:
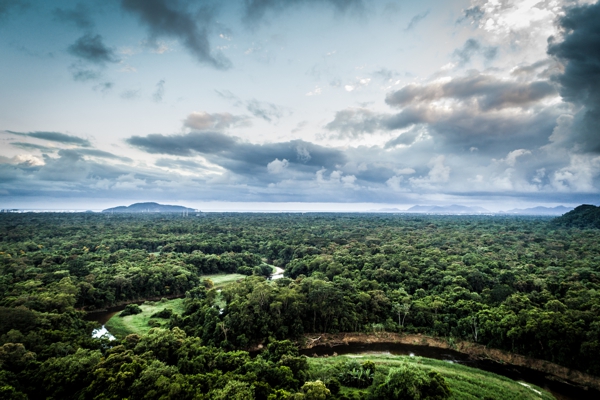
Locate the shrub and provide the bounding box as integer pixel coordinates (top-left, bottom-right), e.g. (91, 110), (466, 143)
(338, 360), (375, 388)
(147, 319), (161, 328)
(119, 304), (142, 317)
(325, 378), (341, 395)
(370, 364), (450, 400)
(150, 308), (173, 319)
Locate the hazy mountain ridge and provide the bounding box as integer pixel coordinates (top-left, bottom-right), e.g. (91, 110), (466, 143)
(372, 205), (575, 215)
(406, 205), (490, 214)
(500, 206), (573, 215)
(102, 202), (196, 213)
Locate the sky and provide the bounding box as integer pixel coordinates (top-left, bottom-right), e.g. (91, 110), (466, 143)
(1, 0), (599, 211)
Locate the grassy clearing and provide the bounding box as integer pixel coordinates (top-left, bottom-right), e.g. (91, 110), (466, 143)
(307, 354), (555, 400)
(105, 273), (244, 338)
(106, 298), (185, 338)
(203, 273), (246, 287)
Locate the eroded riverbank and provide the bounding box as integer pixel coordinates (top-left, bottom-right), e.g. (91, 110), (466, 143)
(300, 332), (600, 398)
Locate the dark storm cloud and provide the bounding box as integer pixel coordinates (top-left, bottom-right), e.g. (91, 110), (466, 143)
(385, 73), (556, 111)
(68, 34), (119, 64)
(453, 39), (497, 65)
(53, 3), (94, 30)
(126, 131), (346, 175)
(7, 130), (91, 147)
(405, 10), (429, 31)
(547, 1), (600, 153)
(121, 0), (231, 70)
(242, 0), (364, 26)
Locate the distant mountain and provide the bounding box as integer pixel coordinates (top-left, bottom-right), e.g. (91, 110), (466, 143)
(501, 206), (573, 215)
(407, 205), (435, 212)
(406, 205), (490, 214)
(102, 202), (196, 213)
(553, 204), (600, 228)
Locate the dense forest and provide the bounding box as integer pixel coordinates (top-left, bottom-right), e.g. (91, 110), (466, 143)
(1, 210), (599, 398)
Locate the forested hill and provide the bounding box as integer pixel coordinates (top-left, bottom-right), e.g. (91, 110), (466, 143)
(553, 204), (600, 228)
(102, 202), (196, 213)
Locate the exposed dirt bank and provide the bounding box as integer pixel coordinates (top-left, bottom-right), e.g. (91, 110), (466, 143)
(300, 332), (600, 391)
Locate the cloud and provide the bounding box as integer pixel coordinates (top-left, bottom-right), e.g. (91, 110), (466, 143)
(267, 158), (289, 174)
(10, 142), (56, 152)
(126, 131), (346, 176)
(372, 68), (400, 82)
(242, 0), (364, 26)
(326, 80), (560, 156)
(120, 89), (141, 100)
(127, 131), (234, 156)
(94, 81), (114, 93)
(325, 108), (383, 137)
(511, 59), (553, 77)
(121, 0), (231, 70)
(384, 127), (422, 148)
(409, 155), (450, 188)
(73, 149), (132, 162)
(216, 90), (287, 123)
(343, 77), (371, 92)
(184, 111), (251, 131)
(155, 158), (217, 172)
(53, 3), (94, 30)
(547, 1), (600, 153)
(503, 149), (531, 167)
(215, 89), (243, 106)
(246, 99), (287, 122)
(68, 34), (119, 64)
(152, 79), (165, 102)
(6, 130), (91, 147)
(69, 62), (103, 81)
(453, 39), (497, 66)
(0, 153), (45, 167)
(8, 146), (131, 163)
(385, 72), (556, 111)
(550, 154), (600, 193)
(457, 5), (484, 24)
(405, 10), (429, 31)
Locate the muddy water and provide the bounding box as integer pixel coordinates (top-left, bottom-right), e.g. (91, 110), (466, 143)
(300, 342), (600, 400)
